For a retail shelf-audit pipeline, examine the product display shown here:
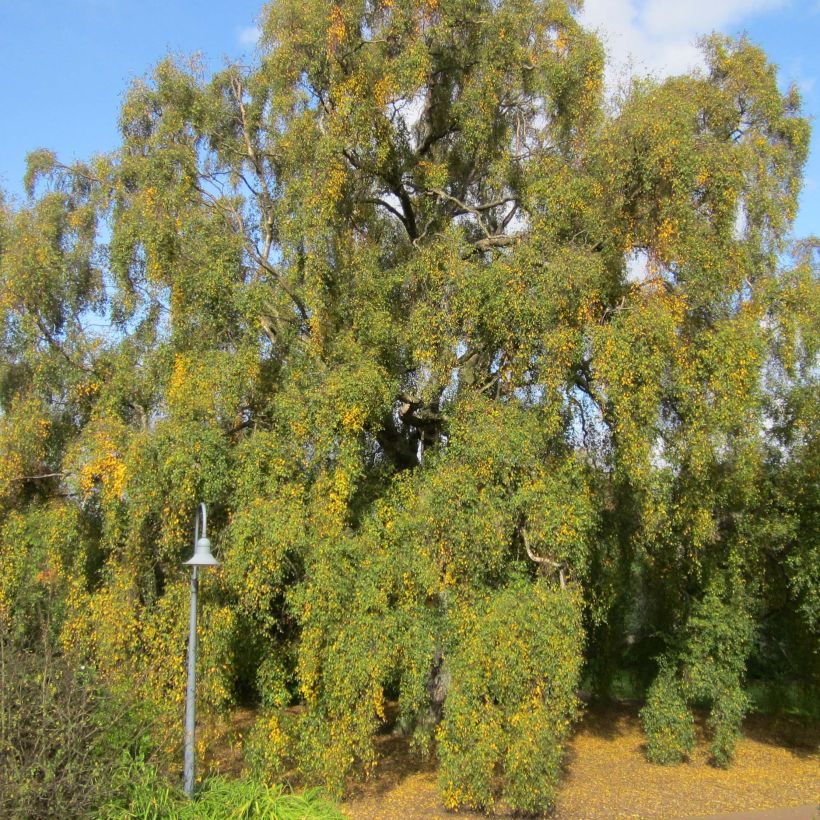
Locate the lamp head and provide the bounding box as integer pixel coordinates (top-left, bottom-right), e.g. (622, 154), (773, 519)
(184, 503), (219, 567)
(185, 536), (219, 567)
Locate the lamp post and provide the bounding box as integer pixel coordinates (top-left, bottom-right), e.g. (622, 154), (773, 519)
(183, 502), (219, 798)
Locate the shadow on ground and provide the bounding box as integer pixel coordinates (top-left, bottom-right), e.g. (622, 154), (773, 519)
(205, 702), (819, 819)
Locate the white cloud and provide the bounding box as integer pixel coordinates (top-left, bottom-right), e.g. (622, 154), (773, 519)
(643, 0), (782, 37)
(579, 0), (786, 83)
(237, 26), (261, 49)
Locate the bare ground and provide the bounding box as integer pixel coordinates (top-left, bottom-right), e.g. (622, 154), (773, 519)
(342, 705), (819, 820)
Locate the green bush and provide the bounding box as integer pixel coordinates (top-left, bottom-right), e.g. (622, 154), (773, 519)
(641, 664), (696, 765)
(98, 753), (177, 819)
(437, 580), (584, 814)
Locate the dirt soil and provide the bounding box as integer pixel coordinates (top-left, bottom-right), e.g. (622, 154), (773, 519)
(341, 705), (819, 820)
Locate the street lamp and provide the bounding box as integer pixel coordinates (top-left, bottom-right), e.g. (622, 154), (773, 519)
(183, 502), (219, 798)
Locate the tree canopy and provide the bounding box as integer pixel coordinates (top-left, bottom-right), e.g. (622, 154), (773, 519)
(1, 0), (816, 812)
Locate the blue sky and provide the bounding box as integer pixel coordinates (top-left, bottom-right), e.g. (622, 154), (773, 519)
(0, 0), (817, 237)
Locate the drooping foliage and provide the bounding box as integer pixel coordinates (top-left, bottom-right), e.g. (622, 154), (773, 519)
(0, 0), (816, 813)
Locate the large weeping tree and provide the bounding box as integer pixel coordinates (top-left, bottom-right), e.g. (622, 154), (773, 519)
(0, 0), (815, 812)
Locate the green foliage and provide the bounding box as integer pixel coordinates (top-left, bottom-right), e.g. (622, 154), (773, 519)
(641, 664), (696, 765)
(0, 502), (81, 644)
(642, 580), (754, 767)
(438, 582), (583, 813)
(682, 581), (754, 698)
(747, 680), (820, 720)
(0, 0), (817, 811)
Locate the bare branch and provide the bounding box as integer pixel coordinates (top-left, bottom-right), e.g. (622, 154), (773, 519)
(521, 528), (567, 588)
(8, 472), (65, 482)
(425, 189), (516, 216)
(424, 189), (513, 239)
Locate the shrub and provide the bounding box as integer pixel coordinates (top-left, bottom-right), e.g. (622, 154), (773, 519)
(0, 631), (150, 819)
(193, 780), (344, 820)
(641, 663), (696, 765)
(99, 752), (177, 819)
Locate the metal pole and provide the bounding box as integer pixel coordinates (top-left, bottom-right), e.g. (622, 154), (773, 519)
(183, 564), (198, 797)
(183, 504), (214, 798)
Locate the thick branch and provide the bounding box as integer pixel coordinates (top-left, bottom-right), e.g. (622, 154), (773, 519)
(417, 125), (459, 157)
(395, 187), (419, 240)
(361, 197), (409, 229)
(250, 251), (310, 327)
(343, 149), (419, 240)
(521, 528), (566, 588)
(470, 234), (518, 253)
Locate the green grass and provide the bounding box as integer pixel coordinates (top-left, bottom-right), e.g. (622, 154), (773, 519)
(98, 755), (345, 820)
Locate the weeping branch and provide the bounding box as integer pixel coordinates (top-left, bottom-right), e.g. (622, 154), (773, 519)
(27, 310), (95, 374)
